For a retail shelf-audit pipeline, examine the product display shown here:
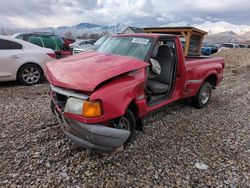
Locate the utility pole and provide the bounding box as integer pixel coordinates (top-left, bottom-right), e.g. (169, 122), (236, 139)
(2, 26), (4, 35)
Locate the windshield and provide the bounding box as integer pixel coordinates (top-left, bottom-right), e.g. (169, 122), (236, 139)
(96, 36), (153, 61)
(94, 36), (108, 47)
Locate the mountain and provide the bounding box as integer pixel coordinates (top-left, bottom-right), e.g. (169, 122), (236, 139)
(242, 31), (250, 41)
(204, 31), (248, 43)
(73, 23), (102, 29)
(54, 22), (127, 37)
(191, 21), (250, 43)
(2, 22), (127, 37)
(194, 21), (250, 35)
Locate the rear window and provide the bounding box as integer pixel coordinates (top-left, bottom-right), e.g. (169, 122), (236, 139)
(0, 39), (22, 50)
(50, 36), (63, 50)
(29, 37), (44, 47)
(28, 36), (63, 51)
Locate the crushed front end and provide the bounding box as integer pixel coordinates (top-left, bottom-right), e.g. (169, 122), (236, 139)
(49, 85), (130, 152)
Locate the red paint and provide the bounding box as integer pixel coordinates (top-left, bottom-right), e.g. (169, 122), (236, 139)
(46, 53), (57, 59)
(46, 34), (224, 124)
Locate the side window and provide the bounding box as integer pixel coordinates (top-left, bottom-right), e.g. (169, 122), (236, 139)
(0, 39), (11, 49)
(0, 39), (22, 50)
(16, 35), (24, 40)
(11, 41), (22, 49)
(23, 34), (30, 41)
(151, 39), (176, 58)
(162, 40), (176, 57)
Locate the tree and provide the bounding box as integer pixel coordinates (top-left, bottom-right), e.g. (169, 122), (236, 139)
(77, 33), (88, 39)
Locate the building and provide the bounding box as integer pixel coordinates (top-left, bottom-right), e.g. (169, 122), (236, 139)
(122, 27), (145, 34)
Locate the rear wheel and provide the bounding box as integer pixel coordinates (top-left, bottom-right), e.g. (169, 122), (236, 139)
(17, 64), (43, 85)
(192, 82), (212, 109)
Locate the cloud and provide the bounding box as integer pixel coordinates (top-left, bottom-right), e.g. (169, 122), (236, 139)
(0, 0), (250, 28)
(192, 17), (205, 23)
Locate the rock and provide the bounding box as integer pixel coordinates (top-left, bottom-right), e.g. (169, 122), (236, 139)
(195, 162), (209, 170)
(45, 162), (51, 168)
(60, 172), (68, 178)
(2, 180), (9, 184)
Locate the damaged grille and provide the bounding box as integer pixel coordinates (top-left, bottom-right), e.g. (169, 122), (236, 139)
(52, 92), (67, 110)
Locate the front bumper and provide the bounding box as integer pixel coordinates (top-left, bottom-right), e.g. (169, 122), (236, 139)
(54, 109), (130, 152)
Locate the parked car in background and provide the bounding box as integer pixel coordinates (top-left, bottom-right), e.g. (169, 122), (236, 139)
(69, 39), (96, 50)
(201, 43), (219, 55)
(62, 37), (75, 51)
(221, 43), (239, 48)
(0, 35), (56, 85)
(73, 35), (108, 54)
(46, 33), (224, 152)
(239, 44), (248, 48)
(73, 45), (95, 55)
(13, 32), (72, 58)
(219, 43), (240, 51)
(28, 35), (63, 51)
(13, 32), (52, 41)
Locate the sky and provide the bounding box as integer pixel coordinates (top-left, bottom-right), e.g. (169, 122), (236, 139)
(1, 0), (250, 28)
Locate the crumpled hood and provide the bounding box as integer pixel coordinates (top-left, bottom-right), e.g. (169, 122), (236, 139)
(46, 51), (148, 92)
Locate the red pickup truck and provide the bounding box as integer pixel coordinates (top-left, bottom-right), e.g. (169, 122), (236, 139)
(46, 33), (224, 152)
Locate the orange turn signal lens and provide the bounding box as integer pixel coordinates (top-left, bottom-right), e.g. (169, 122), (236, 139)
(82, 101), (102, 118)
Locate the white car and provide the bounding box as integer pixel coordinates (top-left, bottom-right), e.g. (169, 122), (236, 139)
(72, 45), (95, 54)
(72, 36), (108, 55)
(0, 35), (56, 85)
(219, 43), (240, 51)
(69, 39), (95, 49)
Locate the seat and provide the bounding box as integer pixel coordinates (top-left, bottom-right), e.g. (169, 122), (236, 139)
(147, 45), (174, 95)
(147, 80), (169, 94)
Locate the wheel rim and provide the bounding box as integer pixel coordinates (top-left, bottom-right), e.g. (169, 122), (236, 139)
(117, 117), (131, 130)
(201, 87), (210, 104)
(21, 67), (40, 84)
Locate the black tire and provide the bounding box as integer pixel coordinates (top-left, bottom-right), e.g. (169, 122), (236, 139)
(115, 109), (136, 145)
(17, 64), (43, 85)
(192, 82), (212, 109)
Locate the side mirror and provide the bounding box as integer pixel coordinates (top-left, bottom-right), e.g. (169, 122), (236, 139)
(149, 58), (161, 75)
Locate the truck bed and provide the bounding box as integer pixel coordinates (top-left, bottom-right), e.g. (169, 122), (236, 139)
(183, 56), (225, 97)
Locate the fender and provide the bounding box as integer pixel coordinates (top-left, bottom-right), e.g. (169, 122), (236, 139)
(83, 68), (147, 124)
(204, 68), (218, 80)
(185, 66), (221, 97)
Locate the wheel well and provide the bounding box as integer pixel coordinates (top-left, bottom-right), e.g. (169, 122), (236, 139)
(17, 63), (44, 79)
(127, 101), (138, 117)
(204, 74), (217, 87)
(127, 101), (143, 131)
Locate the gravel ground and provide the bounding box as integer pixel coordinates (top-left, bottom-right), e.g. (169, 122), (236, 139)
(0, 61), (250, 187)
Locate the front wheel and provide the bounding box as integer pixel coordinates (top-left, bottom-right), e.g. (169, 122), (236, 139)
(17, 64), (43, 85)
(192, 82), (212, 109)
(50, 100), (55, 115)
(113, 109), (136, 145)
